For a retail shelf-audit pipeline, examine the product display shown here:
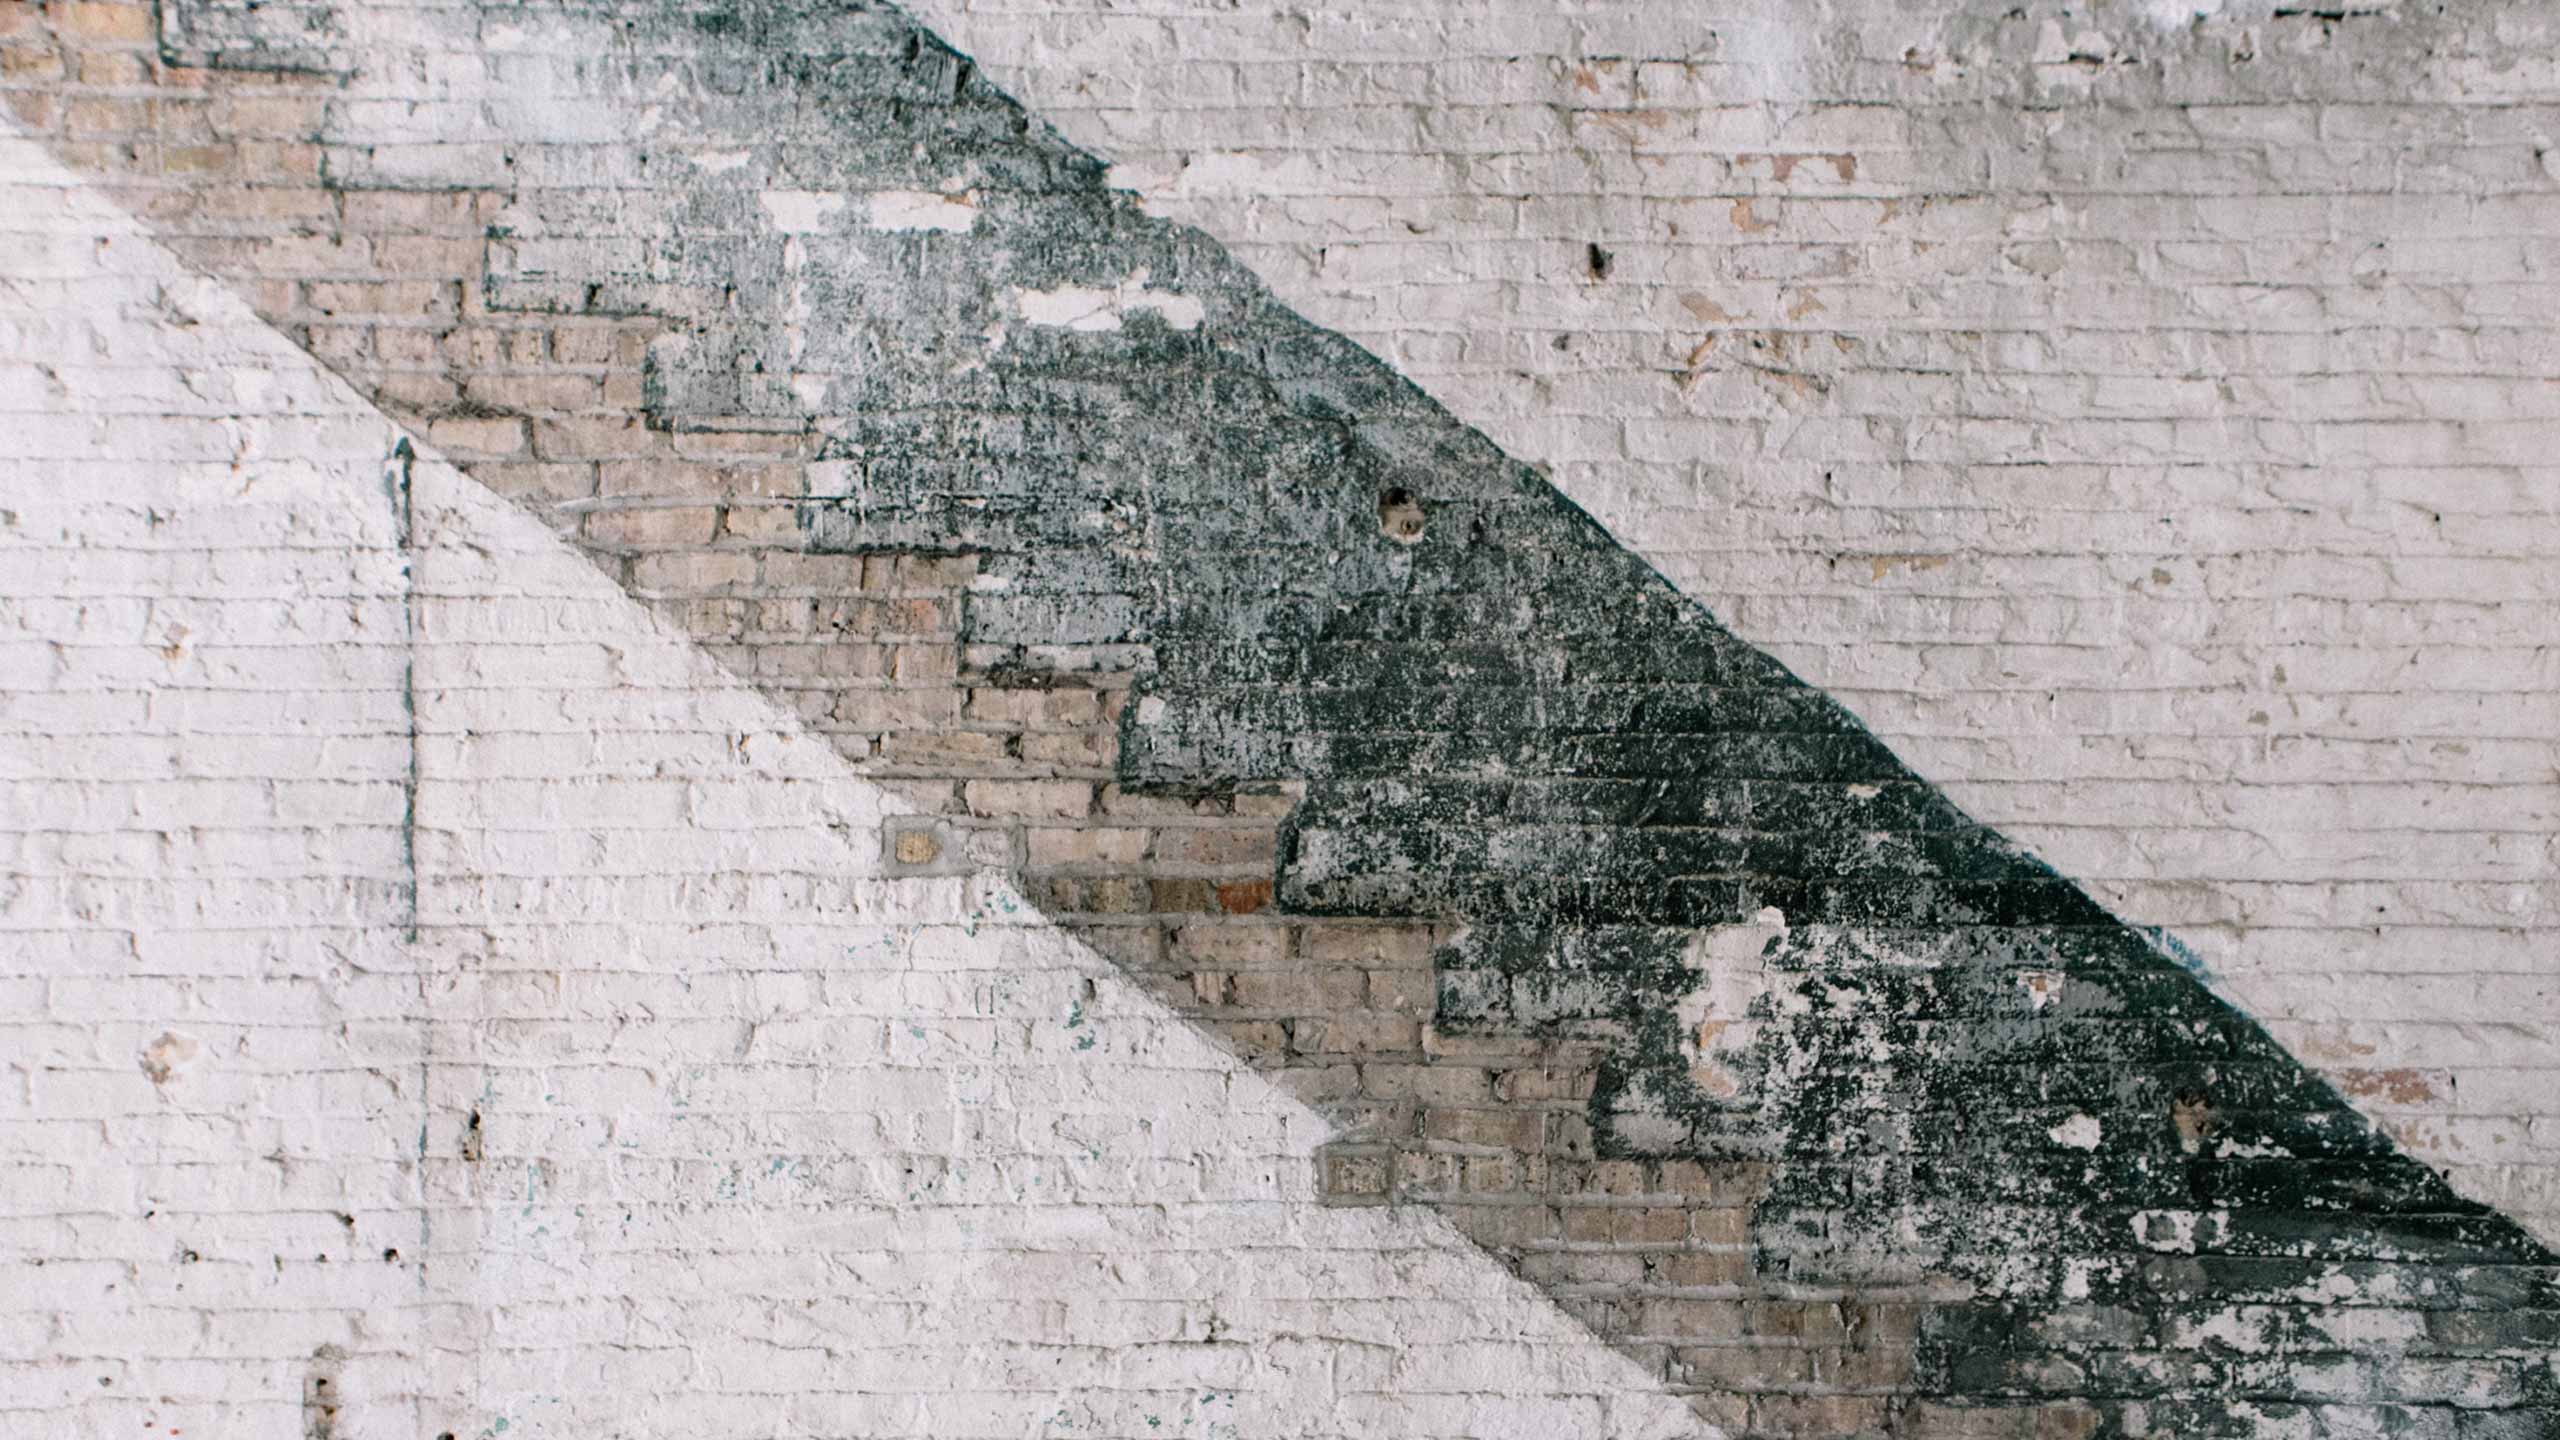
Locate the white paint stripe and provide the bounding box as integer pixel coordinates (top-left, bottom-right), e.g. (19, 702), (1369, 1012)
(0, 111), (1718, 1437)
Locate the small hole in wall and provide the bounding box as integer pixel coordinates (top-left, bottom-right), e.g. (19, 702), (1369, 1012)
(1586, 241), (1613, 280)
(1378, 487), (1425, 544)
(2172, 1088), (2218, 1154)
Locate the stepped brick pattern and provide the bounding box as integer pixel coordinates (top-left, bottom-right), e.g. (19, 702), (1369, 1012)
(902, 0), (2560, 1243)
(2, 1), (2555, 1437)
(0, 116), (1709, 1440)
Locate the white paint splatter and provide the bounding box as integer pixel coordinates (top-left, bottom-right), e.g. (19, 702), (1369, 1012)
(2050, 1113), (2103, 1150)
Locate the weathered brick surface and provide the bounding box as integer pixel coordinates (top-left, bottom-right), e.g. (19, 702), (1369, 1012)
(0, 125), (1711, 1439)
(907, 0), (2560, 1244)
(2, 0), (2556, 1435)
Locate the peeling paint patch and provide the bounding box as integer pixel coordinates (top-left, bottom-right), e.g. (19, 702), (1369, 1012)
(139, 1030), (201, 1085)
(868, 189), (979, 233)
(2019, 969), (2064, 1010)
(758, 190), (847, 233)
(2049, 1113), (2102, 1150)
(1676, 908), (1792, 1099)
(2172, 1090), (2215, 1153)
(2337, 1066), (2442, 1105)
(1009, 272), (1205, 332)
(2139, 0), (2227, 28)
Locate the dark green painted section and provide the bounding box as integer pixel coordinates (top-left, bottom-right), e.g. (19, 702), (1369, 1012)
(160, 0), (2560, 1430)
(627, 4), (2558, 1430)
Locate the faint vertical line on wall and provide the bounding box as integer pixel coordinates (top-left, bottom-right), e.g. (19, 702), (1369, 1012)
(381, 431), (438, 1366)
(384, 433), (420, 946)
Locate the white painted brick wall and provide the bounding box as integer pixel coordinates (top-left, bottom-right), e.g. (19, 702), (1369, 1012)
(906, 0), (2560, 1243)
(0, 130), (425, 1438)
(0, 119), (1716, 1439)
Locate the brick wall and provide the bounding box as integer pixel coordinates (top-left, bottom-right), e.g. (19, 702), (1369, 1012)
(0, 117), (1711, 1439)
(0, 134), (429, 1437)
(906, 0), (2560, 1245)
(2, 1), (2555, 1436)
